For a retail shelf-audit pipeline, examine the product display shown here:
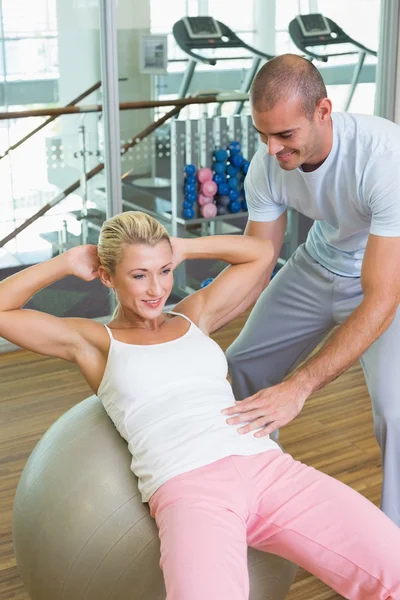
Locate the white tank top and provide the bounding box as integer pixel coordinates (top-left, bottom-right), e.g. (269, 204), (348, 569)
(97, 311), (280, 502)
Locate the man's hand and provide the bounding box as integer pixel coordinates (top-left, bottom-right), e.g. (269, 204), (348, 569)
(221, 380), (309, 437)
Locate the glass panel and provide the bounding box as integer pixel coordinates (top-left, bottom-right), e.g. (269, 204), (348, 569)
(209, 0), (255, 32)
(317, 0), (381, 49)
(2, 0), (57, 34)
(4, 39), (58, 79)
(0, 0), (110, 319)
(275, 2), (302, 31)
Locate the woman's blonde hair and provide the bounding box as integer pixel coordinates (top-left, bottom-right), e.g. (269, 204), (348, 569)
(97, 211), (171, 317)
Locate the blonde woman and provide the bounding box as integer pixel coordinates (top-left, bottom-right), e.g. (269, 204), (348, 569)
(1, 211), (399, 600)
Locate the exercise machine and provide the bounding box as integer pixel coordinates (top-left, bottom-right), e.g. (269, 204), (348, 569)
(289, 13), (377, 111)
(173, 16), (274, 115)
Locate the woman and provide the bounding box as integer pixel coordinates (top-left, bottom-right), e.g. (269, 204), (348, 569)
(1, 211), (399, 600)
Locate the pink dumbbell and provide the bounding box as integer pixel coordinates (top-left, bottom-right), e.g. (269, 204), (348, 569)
(200, 203), (217, 218)
(197, 167), (213, 183)
(198, 194), (214, 206)
(201, 180), (218, 197)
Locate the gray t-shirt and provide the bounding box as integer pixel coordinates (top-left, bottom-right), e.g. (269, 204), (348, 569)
(245, 112), (400, 276)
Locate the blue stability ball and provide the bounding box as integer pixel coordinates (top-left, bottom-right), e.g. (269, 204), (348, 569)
(214, 148), (228, 162)
(228, 200), (241, 213)
(213, 173), (226, 185)
(214, 161), (227, 174)
(228, 188), (240, 202)
(185, 175), (197, 185)
(183, 207), (195, 219)
(227, 164), (240, 178)
(200, 277), (214, 288)
(242, 160), (250, 175)
(218, 182), (230, 196)
(232, 153), (245, 168)
(217, 195), (230, 208)
(184, 164), (196, 176)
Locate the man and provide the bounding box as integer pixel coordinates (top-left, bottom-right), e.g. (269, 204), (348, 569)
(222, 54), (400, 526)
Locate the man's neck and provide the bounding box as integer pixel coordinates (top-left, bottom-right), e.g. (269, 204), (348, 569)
(301, 118), (333, 173)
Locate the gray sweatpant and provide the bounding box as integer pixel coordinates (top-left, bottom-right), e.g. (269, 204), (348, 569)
(227, 244), (400, 526)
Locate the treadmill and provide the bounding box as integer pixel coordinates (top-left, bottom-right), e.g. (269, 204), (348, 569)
(173, 16), (274, 115)
(289, 13), (377, 111)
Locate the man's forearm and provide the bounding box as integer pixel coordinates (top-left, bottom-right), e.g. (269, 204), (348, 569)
(290, 297), (398, 396)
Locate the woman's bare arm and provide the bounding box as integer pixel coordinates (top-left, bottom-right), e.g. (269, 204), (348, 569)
(0, 246), (100, 361)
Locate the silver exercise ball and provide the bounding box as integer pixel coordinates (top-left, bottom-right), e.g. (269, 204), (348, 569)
(13, 396), (297, 600)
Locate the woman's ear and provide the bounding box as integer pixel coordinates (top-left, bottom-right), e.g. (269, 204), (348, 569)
(98, 265), (114, 289)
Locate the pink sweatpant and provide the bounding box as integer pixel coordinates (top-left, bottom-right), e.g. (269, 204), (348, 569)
(149, 450), (400, 600)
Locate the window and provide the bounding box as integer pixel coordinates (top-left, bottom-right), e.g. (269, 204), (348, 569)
(317, 0), (380, 50)
(150, 0), (256, 71)
(0, 0), (58, 81)
(275, 0), (381, 63)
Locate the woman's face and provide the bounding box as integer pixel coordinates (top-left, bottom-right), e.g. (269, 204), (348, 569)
(111, 240), (174, 318)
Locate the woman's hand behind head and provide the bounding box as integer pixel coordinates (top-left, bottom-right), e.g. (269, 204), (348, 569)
(170, 237), (187, 270)
(65, 245), (101, 281)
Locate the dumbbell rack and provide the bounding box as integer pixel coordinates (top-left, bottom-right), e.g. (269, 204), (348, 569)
(170, 115), (256, 295)
(169, 115), (299, 297)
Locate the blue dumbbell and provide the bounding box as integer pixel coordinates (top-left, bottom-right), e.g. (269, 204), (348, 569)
(214, 161), (227, 174)
(242, 160), (250, 175)
(185, 191), (198, 203)
(228, 188), (240, 202)
(241, 199), (248, 211)
(184, 164), (196, 176)
(218, 182), (230, 196)
(227, 164), (240, 178)
(185, 175), (197, 185)
(213, 173), (226, 185)
(214, 148), (228, 162)
(228, 200), (241, 213)
(232, 153), (245, 168)
(184, 183), (197, 195)
(228, 176), (239, 190)
(200, 277), (214, 288)
(183, 207), (195, 219)
(227, 141), (241, 155)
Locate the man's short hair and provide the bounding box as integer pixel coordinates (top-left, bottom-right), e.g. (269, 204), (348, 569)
(250, 54), (327, 120)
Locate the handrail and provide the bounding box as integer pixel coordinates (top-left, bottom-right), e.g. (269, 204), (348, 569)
(0, 81), (102, 160)
(0, 93), (248, 120)
(0, 105), (182, 248)
(0, 92), (249, 249)
(0, 77), (128, 159)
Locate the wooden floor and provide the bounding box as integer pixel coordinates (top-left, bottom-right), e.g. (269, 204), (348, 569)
(0, 311), (382, 600)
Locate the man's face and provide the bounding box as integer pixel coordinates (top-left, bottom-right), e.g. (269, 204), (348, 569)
(252, 96), (325, 171)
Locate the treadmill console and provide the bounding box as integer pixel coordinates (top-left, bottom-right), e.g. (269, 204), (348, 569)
(183, 16), (222, 39)
(295, 14), (331, 38)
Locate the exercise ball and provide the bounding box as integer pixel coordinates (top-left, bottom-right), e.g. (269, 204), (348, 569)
(13, 396), (297, 600)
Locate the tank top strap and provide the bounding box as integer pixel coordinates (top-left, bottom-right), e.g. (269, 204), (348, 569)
(104, 324), (114, 340)
(167, 310), (195, 326)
